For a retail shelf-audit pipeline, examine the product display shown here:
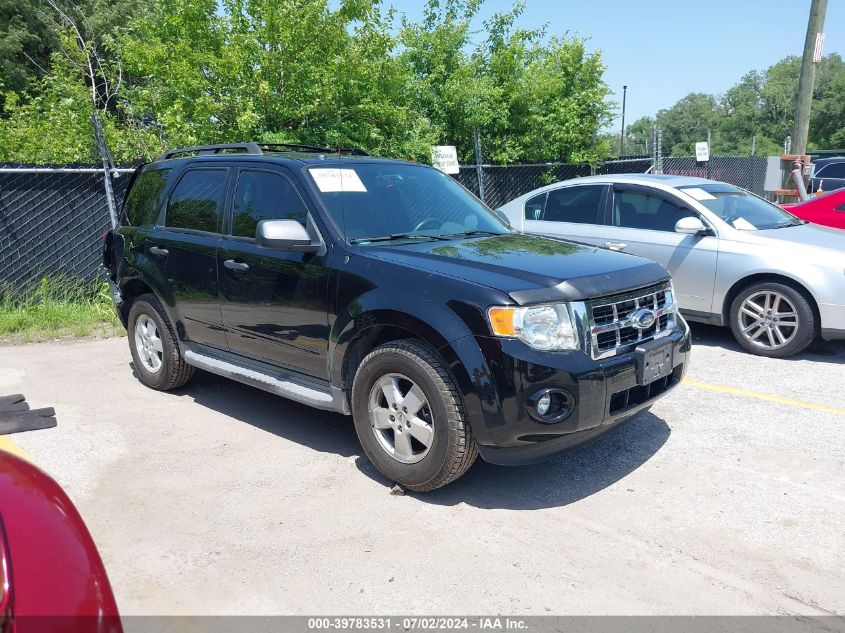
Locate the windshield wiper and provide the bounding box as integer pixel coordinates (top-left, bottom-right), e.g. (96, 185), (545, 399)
(443, 230), (503, 238)
(350, 233), (451, 244)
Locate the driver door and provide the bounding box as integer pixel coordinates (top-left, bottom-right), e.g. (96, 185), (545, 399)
(603, 186), (719, 315)
(218, 166), (331, 379)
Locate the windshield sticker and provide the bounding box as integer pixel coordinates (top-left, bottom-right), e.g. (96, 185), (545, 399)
(731, 217), (757, 231)
(683, 187), (717, 201)
(310, 168), (367, 193)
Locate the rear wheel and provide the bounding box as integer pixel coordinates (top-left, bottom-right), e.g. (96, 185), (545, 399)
(351, 340), (478, 492)
(127, 293), (195, 390)
(729, 282), (815, 358)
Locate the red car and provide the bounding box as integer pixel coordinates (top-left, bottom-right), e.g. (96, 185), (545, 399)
(782, 187), (845, 230)
(0, 450), (121, 633)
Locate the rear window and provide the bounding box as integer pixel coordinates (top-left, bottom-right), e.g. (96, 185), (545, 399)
(124, 168), (172, 226)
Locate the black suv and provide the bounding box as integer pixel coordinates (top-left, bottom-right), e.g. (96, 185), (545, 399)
(105, 142), (691, 491)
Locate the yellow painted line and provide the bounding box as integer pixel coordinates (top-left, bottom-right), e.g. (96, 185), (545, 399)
(682, 378), (845, 417)
(0, 435), (31, 462)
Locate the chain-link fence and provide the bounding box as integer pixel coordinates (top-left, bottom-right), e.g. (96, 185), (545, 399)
(660, 156), (768, 199)
(454, 163), (592, 209)
(0, 165), (132, 289)
(0, 154), (772, 287)
(454, 156), (652, 209)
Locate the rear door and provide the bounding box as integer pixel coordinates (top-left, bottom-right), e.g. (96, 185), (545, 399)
(218, 165), (331, 379)
(603, 185), (718, 315)
(147, 166), (229, 349)
(521, 184), (608, 245)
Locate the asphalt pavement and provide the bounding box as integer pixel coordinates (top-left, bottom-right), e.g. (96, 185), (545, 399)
(1, 324), (843, 615)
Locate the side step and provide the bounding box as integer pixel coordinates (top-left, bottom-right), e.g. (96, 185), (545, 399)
(182, 345), (348, 414)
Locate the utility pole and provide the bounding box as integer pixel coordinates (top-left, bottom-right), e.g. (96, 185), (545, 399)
(791, 0), (827, 157)
(619, 85), (627, 156)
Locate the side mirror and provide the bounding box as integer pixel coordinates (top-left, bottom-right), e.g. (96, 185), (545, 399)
(256, 219), (319, 253)
(495, 209), (511, 228)
(675, 216), (708, 236)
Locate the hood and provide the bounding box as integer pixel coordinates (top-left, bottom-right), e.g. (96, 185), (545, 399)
(740, 223), (845, 265)
(363, 233), (670, 304)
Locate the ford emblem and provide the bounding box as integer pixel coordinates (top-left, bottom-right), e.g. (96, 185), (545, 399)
(631, 308), (657, 330)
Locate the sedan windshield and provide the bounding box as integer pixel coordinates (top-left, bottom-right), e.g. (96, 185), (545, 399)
(678, 183), (803, 230)
(307, 163), (510, 243)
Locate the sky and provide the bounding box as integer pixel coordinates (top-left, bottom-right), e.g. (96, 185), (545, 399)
(380, 0), (844, 130)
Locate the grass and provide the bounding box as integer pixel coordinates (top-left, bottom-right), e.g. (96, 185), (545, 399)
(0, 277), (124, 344)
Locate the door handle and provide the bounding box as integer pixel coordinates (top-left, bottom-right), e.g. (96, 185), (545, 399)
(604, 241), (627, 251)
(149, 246), (169, 258)
(223, 259), (249, 272)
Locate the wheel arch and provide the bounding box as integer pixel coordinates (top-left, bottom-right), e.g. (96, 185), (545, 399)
(118, 275), (177, 331)
(721, 273), (821, 331)
(337, 311), (463, 392)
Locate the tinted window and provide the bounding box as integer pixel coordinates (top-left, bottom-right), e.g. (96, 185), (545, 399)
(524, 193), (546, 220)
(124, 169), (171, 226)
(166, 169), (227, 233)
(543, 186), (604, 224)
(817, 163), (845, 179)
(232, 170), (307, 238)
(613, 189), (695, 232)
(309, 164), (509, 242)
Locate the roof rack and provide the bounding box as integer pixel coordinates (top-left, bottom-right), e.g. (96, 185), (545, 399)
(159, 142), (369, 160)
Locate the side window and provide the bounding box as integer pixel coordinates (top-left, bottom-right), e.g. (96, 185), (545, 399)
(232, 170), (307, 238)
(612, 189), (694, 232)
(165, 169), (227, 233)
(543, 185), (604, 224)
(524, 193), (546, 220)
(816, 163), (845, 179)
(124, 168), (171, 226)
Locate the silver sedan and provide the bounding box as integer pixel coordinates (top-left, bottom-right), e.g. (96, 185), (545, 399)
(498, 174), (845, 357)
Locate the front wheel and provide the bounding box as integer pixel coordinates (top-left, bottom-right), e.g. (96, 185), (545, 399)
(729, 282), (816, 358)
(351, 340), (478, 492)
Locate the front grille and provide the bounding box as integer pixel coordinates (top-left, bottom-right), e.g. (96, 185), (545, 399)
(588, 283), (675, 359)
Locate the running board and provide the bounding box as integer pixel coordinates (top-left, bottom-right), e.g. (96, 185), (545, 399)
(182, 346), (348, 414)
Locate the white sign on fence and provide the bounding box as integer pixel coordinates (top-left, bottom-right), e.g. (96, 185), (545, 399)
(695, 141), (710, 162)
(431, 146), (460, 174)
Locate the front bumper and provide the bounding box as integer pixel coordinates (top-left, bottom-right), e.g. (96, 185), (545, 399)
(458, 327), (690, 466)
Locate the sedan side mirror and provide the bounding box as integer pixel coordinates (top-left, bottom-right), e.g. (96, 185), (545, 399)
(675, 216), (708, 236)
(256, 219), (319, 253)
(495, 209), (511, 228)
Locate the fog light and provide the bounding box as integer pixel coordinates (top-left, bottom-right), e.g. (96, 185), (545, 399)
(527, 388), (575, 423)
(536, 393), (551, 416)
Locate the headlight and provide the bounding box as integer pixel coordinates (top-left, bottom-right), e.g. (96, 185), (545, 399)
(487, 303), (579, 351)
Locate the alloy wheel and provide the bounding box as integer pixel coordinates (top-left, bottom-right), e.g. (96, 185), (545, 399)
(134, 314), (164, 373)
(737, 290), (799, 351)
(368, 373), (435, 464)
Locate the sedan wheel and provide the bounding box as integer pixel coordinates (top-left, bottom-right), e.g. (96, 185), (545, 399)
(737, 290), (798, 351)
(729, 282), (816, 358)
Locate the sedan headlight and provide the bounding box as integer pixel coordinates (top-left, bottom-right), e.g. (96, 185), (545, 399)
(487, 303), (579, 351)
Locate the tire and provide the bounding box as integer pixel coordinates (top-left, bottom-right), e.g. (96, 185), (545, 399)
(351, 340), (478, 492)
(127, 293), (195, 390)
(728, 281), (816, 358)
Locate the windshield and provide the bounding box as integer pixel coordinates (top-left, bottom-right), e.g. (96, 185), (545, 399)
(307, 163), (510, 243)
(678, 183), (802, 230)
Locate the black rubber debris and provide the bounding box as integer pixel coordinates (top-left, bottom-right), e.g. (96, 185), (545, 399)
(0, 394), (28, 413)
(0, 408), (57, 435)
